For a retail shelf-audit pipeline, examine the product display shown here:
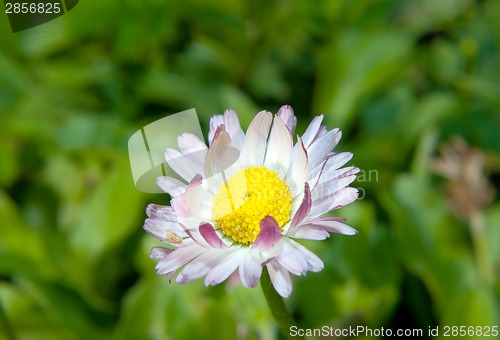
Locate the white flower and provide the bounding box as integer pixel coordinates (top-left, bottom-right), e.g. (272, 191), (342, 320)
(144, 106), (359, 297)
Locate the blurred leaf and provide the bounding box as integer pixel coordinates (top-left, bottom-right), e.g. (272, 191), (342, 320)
(68, 158), (144, 260)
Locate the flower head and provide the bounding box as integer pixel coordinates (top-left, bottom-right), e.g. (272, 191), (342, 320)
(144, 106), (359, 297)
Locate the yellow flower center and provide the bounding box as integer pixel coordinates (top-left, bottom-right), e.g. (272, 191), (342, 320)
(211, 166), (292, 245)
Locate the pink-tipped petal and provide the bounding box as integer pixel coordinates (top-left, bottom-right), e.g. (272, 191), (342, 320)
(252, 216), (283, 251)
(289, 183), (312, 230)
(205, 125), (239, 178)
(240, 111), (273, 167)
(208, 115), (224, 146)
(239, 252), (262, 288)
(277, 105), (297, 135)
(267, 261), (292, 298)
(264, 115), (293, 178)
(199, 223), (227, 249)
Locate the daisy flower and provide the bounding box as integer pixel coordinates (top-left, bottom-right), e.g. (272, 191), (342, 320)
(144, 106), (359, 297)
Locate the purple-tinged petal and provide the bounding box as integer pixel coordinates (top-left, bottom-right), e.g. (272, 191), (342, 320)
(267, 261), (292, 298)
(149, 246), (173, 259)
(277, 105), (297, 135)
(240, 111), (273, 167)
(289, 183), (312, 230)
(264, 115), (293, 178)
(239, 252), (263, 288)
(199, 223), (227, 249)
(205, 250), (245, 286)
(146, 204), (177, 221)
(252, 216), (283, 251)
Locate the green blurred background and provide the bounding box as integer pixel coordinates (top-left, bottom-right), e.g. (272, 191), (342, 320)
(1, 0), (499, 339)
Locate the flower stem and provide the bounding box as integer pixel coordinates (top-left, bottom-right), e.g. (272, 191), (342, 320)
(260, 267), (303, 339)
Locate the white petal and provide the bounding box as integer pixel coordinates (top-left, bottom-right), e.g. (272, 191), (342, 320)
(165, 148), (204, 182)
(240, 111), (272, 167)
(289, 226), (330, 240)
(155, 244), (205, 275)
(176, 250), (226, 284)
(326, 152), (354, 170)
(277, 240), (323, 275)
(239, 251), (263, 288)
(285, 137), (308, 198)
(309, 187), (359, 217)
(205, 250), (245, 286)
(267, 261), (292, 298)
(307, 128), (341, 170)
(157, 176), (186, 197)
(306, 219), (358, 235)
(184, 184), (213, 219)
(276, 242), (309, 276)
(223, 109), (245, 149)
(264, 115), (293, 178)
(301, 115), (324, 148)
(178, 133), (208, 154)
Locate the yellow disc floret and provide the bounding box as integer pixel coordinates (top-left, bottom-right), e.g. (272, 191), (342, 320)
(211, 166), (292, 244)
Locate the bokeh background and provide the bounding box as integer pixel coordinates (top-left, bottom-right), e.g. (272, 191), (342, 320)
(1, 0), (499, 339)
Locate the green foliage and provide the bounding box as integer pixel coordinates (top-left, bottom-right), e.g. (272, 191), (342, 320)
(1, 0), (499, 339)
